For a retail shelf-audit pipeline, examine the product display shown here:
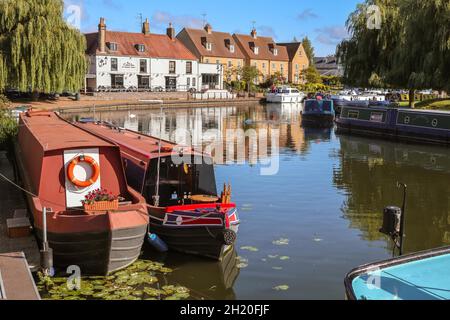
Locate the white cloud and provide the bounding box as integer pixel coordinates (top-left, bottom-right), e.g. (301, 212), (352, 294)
(297, 9), (318, 20)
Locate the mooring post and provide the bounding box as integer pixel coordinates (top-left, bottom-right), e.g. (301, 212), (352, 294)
(40, 207), (53, 275)
(397, 182), (407, 256)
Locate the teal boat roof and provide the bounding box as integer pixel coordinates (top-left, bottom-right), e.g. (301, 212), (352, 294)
(351, 252), (450, 300)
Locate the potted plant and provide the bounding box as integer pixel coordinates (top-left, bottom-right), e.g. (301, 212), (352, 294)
(82, 188), (119, 212)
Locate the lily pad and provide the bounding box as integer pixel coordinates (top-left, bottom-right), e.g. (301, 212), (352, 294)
(272, 238), (289, 246)
(241, 246), (259, 252)
(273, 285), (290, 291)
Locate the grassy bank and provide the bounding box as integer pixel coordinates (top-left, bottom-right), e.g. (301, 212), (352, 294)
(415, 99), (450, 111)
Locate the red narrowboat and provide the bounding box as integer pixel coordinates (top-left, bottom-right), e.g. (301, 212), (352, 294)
(15, 111), (149, 275)
(77, 121), (240, 261)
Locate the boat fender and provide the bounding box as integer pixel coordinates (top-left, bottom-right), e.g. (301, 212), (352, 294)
(147, 233), (169, 253)
(67, 155), (100, 188)
(219, 229), (237, 246)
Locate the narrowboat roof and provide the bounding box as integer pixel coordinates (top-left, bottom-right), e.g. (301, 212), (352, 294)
(19, 111), (113, 152)
(76, 122), (205, 161)
(346, 246), (450, 300)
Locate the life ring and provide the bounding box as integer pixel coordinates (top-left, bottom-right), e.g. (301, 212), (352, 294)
(67, 155), (100, 188)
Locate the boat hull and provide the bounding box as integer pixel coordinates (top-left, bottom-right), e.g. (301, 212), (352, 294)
(336, 106), (450, 145)
(302, 113), (335, 127)
(345, 246), (450, 300)
(35, 224), (147, 275)
(14, 113), (149, 276)
(148, 207), (239, 261)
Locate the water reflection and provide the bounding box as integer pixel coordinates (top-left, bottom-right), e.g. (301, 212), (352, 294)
(63, 103), (450, 299)
(333, 134), (450, 252)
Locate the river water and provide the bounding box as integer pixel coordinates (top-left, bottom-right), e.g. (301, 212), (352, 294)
(66, 103), (450, 300)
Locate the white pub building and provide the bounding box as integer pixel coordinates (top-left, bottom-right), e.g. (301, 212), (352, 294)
(85, 18), (223, 92)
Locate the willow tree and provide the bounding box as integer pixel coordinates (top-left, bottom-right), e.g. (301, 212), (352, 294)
(0, 0), (87, 94)
(337, 0), (450, 106)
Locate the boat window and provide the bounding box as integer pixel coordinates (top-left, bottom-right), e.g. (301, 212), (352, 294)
(305, 100), (320, 112)
(348, 110), (359, 119)
(370, 112), (384, 122)
(144, 156), (218, 207)
(292, 90), (299, 93)
(323, 101), (333, 112)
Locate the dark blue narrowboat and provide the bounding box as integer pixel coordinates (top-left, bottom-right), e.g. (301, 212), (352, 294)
(345, 246), (450, 300)
(302, 99), (335, 127)
(336, 106), (450, 145)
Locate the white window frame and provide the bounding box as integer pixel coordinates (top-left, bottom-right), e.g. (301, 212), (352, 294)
(206, 42), (212, 51)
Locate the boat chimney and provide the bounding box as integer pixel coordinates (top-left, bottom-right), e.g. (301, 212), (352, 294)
(98, 17), (107, 53)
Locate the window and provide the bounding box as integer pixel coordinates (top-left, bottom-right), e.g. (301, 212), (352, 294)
(238, 61), (241, 67)
(272, 63), (276, 70)
(370, 112), (384, 122)
(228, 61), (232, 68)
(216, 60), (220, 65)
(169, 61), (176, 74)
(273, 48), (278, 56)
(186, 61), (192, 74)
(205, 59), (209, 63)
(111, 58), (118, 71)
(111, 74), (124, 88)
(138, 75), (150, 88)
(206, 42), (212, 51)
(187, 77), (190, 87)
(140, 59), (147, 73)
(108, 42), (118, 51)
(262, 63), (266, 69)
(136, 44), (145, 52)
(295, 64), (299, 70)
(254, 47), (259, 55)
(348, 110), (359, 119)
(192, 77), (196, 87)
(230, 45), (235, 53)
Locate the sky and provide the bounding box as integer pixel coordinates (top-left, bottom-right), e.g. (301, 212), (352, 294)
(63, 0), (361, 57)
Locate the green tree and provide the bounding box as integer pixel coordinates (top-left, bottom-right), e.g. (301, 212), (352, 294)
(301, 36), (315, 65)
(304, 66), (322, 84)
(239, 65), (261, 92)
(0, 0), (87, 95)
(337, 0), (450, 107)
(0, 95), (18, 151)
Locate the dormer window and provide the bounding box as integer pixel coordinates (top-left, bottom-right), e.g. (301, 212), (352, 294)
(273, 48), (278, 56)
(108, 42), (118, 51)
(254, 47), (259, 55)
(136, 44), (145, 52)
(206, 42), (212, 51)
(230, 45), (235, 53)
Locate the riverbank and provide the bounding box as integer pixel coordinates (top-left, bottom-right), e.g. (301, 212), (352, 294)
(11, 96), (265, 114)
(0, 151), (40, 272)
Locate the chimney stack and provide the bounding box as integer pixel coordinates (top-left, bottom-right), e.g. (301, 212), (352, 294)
(98, 17), (107, 53)
(204, 23), (212, 34)
(251, 28), (257, 39)
(167, 22), (175, 40)
(142, 18), (150, 35)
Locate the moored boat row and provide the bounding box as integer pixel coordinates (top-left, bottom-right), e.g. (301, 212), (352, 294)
(336, 105), (450, 145)
(14, 110), (240, 275)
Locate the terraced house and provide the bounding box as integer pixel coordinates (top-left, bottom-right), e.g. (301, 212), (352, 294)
(177, 24), (246, 83)
(233, 29), (289, 84)
(277, 42), (310, 84)
(85, 18), (223, 92)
